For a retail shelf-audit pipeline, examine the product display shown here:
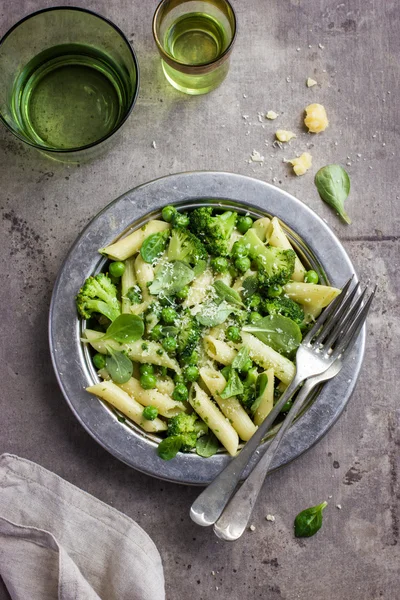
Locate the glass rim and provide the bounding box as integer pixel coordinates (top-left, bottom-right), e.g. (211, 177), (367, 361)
(0, 5), (140, 154)
(152, 0), (237, 72)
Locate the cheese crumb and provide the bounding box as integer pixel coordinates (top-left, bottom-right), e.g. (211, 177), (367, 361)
(249, 524), (256, 531)
(304, 103), (329, 133)
(318, 43), (325, 49)
(151, 141), (157, 149)
(306, 77), (318, 87)
(265, 514), (276, 522)
(289, 152), (312, 176)
(250, 150), (265, 163)
(275, 130), (296, 142)
(336, 504), (342, 510)
(266, 111), (279, 120)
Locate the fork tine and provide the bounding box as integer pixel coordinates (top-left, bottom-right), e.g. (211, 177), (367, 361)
(331, 287), (376, 360)
(303, 276), (354, 344)
(322, 285), (368, 352)
(312, 282), (360, 346)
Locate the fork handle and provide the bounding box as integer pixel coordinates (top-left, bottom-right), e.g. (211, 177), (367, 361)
(190, 375), (302, 527)
(213, 377), (317, 541)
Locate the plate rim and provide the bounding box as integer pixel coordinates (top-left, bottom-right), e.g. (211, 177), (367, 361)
(49, 170), (365, 485)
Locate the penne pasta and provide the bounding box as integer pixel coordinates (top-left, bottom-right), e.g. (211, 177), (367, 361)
(200, 367), (257, 441)
(266, 217), (306, 281)
(190, 383), (239, 456)
(240, 332), (295, 385)
(252, 217), (271, 241)
(134, 255), (154, 302)
(155, 377), (175, 396)
(100, 220), (171, 261)
(182, 269), (213, 308)
(86, 381), (167, 432)
(118, 377), (186, 418)
(120, 256), (137, 314)
(283, 281), (341, 312)
(253, 368), (275, 426)
(203, 335), (237, 365)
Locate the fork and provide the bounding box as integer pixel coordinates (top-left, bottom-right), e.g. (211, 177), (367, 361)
(190, 278), (371, 528)
(213, 285), (375, 540)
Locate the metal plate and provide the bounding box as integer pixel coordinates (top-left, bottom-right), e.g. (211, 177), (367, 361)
(49, 171), (364, 485)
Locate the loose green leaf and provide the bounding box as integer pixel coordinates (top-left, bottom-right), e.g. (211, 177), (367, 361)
(220, 369), (244, 399)
(221, 365), (232, 380)
(314, 165), (351, 224)
(232, 347), (250, 370)
(294, 501), (328, 538)
(149, 261), (195, 296)
(195, 301), (235, 327)
(241, 275), (259, 300)
(140, 231), (169, 263)
(251, 372), (269, 412)
(105, 350), (133, 384)
(196, 432), (220, 457)
(243, 314), (302, 358)
(193, 259), (207, 277)
(157, 436), (183, 460)
(213, 280), (244, 306)
(102, 314), (144, 343)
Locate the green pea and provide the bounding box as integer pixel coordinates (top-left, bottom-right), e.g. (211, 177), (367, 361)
(304, 270), (319, 284)
(237, 216), (253, 234)
(142, 406), (158, 420)
(184, 365), (200, 382)
(162, 336), (177, 353)
(161, 307), (178, 324)
(235, 257), (251, 273)
(248, 294), (262, 309)
(226, 326), (241, 343)
(150, 324), (163, 341)
(280, 399), (293, 413)
(240, 359), (253, 374)
(109, 261), (125, 278)
(181, 350), (199, 366)
(267, 284), (283, 297)
(92, 353), (106, 369)
(139, 363), (154, 376)
(176, 286), (189, 300)
(140, 373), (157, 390)
(172, 382), (189, 402)
(232, 241), (249, 259)
(161, 205), (176, 223)
(174, 373), (185, 384)
(211, 256), (229, 273)
(172, 212), (190, 228)
(248, 311), (263, 324)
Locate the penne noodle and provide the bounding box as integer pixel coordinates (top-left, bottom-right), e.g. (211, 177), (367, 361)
(253, 368), (275, 426)
(203, 335), (237, 365)
(283, 282), (341, 312)
(251, 217), (271, 241)
(100, 220), (171, 261)
(119, 377), (186, 418)
(155, 377), (175, 396)
(240, 332), (295, 386)
(120, 256), (137, 314)
(86, 381), (167, 432)
(134, 255), (154, 302)
(182, 269), (213, 308)
(266, 217), (306, 281)
(190, 383), (239, 456)
(200, 367), (257, 441)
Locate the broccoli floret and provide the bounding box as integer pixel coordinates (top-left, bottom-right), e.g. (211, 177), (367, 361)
(167, 412), (208, 450)
(76, 273), (121, 322)
(242, 229), (296, 288)
(237, 367), (258, 410)
(167, 228), (208, 265)
(189, 207), (237, 256)
(263, 296), (305, 326)
(177, 314), (201, 361)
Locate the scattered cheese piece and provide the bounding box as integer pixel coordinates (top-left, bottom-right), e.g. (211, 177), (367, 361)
(289, 152), (312, 176)
(250, 149), (265, 163)
(249, 524), (256, 531)
(336, 504), (342, 510)
(275, 130), (296, 142)
(151, 140), (157, 149)
(306, 77), (318, 87)
(304, 103), (329, 133)
(265, 514), (276, 522)
(266, 111), (278, 120)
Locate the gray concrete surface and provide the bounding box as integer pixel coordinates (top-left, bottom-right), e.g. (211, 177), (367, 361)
(1, 0), (399, 598)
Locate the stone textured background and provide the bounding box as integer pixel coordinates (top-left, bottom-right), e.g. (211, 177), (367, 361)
(1, 0), (399, 598)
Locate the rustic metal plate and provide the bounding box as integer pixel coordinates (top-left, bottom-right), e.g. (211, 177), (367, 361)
(49, 172), (365, 485)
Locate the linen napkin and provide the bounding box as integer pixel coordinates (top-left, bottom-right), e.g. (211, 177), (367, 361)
(0, 454), (165, 600)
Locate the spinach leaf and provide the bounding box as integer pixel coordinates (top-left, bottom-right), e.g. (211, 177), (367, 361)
(243, 314), (302, 358)
(157, 436), (182, 460)
(149, 261), (195, 296)
(193, 259), (207, 277)
(195, 301), (235, 327)
(314, 165), (351, 224)
(140, 231), (169, 263)
(196, 432), (220, 458)
(105, 350), (133, 384)
(232, 347), (250, 370)
(241, 275), (258, 300)
(221, 365), (232, 380)
(220, 369), (244, 399)
(213, 280), (244, 306)
(102, 314), (144, 343)
(294, 501), (328, 538)
(251, 372), (269, 412)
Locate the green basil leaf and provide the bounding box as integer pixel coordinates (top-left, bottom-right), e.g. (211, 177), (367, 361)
(241, 275), (259, 300)
(243, 314), (302, 358)
(251, 373), (269, 412)
(140, 231), (169, 263)
(193, 259), (207, 277)
(220, 369), (244, 399)
(314, 165), (351, 224)
(106, 351), (133, 384)
(221, 365), (232, 380)
(213, 280), (244, 306)
(232, 347), (250, 370)
(102, 314), (144, 343)
(149, 261), (195, 296)
(294, 501), (328, 537)
(195, 301), (235, 327)
(157, 436), (182, 460)
(196, 432), (220, 458)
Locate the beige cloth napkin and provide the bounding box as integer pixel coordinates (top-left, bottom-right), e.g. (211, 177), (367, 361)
(0, 454), (165, 600)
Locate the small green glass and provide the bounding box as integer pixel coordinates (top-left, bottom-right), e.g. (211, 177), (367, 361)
(0, 7), (139, 162)
(153, 0), (237, 95)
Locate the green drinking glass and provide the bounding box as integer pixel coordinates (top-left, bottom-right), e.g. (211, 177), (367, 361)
(0, 7), (139, 162)
(153, 0), (237, 95)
